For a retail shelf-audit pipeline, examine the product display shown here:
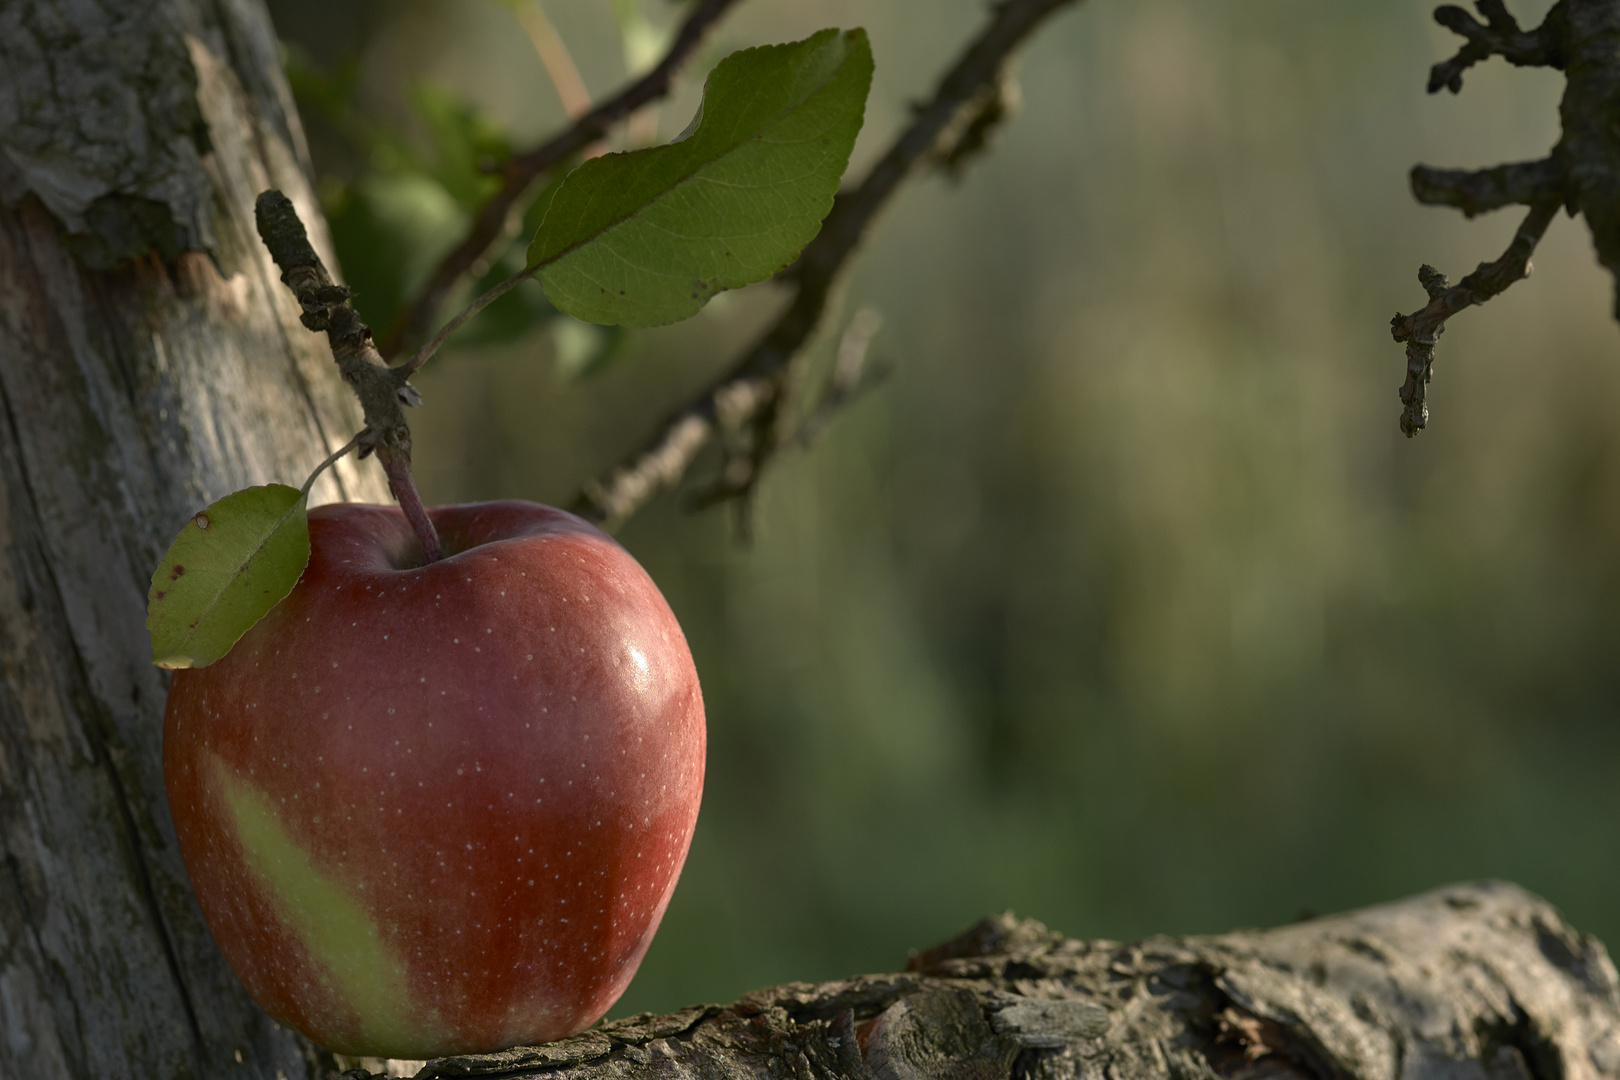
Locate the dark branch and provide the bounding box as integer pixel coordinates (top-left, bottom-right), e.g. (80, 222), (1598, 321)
(376, 0), (745, 358)
(1428, 0), (1567, 94)
(1410, 155), (1568, 216)
(682, 309), (892, 530)
(254, 190), (440, 560)
(573, 0), (1082, 531)
(1390, 199), (1558, 436)
(938, 69), (1023, 177)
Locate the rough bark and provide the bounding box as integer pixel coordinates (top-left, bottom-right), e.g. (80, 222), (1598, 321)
(0, 2), (387, 1078)
(371, 882), (1620, 1080)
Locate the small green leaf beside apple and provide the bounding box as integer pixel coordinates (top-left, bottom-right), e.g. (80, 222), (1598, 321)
(163, 501), (706, 1057)
(147, 484), (312, 670)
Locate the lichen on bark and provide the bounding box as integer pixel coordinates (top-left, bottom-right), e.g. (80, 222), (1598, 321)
(0, 0), (215, 267)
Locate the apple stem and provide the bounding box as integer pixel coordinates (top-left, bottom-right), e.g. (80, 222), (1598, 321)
(255, 191), (449, 563)
(382, 452), (443, 563)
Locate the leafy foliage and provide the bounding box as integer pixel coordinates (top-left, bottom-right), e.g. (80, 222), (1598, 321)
(527, 29), (873, 327)
(147, 486), (311, 669)
(287, 51), (535, 340)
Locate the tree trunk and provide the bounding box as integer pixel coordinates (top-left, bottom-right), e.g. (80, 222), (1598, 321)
(392, 882), (1620, 1080)
(0, 2), (386, 1077)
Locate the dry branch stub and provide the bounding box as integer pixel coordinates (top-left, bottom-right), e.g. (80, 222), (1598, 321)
(344, 881), (1620, 1080)
(1395, 0), (1620, 433)
(254, 189), (441, 561)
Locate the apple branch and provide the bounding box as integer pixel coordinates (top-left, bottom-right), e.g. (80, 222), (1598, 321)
(1427, 0), (1567, 93)
(253, 190), (442, 561)
(572, 0), (1083, 531)
(1410, 156), (1567, 217)
(333, 882), (1620, 1080)
(376, 0), (747, 359)
(1391, 199), (1559, 436)
(1391, 0), (1620, 435)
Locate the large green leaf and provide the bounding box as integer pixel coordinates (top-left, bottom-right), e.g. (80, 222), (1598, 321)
(147, 485), (312, 669)
(526, 28), (873, 327)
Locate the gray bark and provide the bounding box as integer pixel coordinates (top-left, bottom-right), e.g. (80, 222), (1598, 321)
(0, 2), (385, 1078)
(393, 882), (1620, 1080)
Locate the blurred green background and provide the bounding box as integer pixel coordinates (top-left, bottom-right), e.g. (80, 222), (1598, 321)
(266, 0), (1620, 1018)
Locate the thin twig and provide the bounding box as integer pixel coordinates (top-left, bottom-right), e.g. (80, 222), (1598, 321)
(574, 0), (1083, 530)
(1428, 0), (1566, 93)
(1410, 155), (1567, 217)
(377, 0), (745, 358)
(503, 0), (592, 119)
(1390, 199), (1559, 436)
(299, 430), (367, 498)
(396, 265), (538, 377)
(688, 308), (891, 516)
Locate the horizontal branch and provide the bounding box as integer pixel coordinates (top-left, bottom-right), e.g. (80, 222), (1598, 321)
(1428, 0), (1567, 94)
(348, 882), (1620, 1080)
(376, 0), (744, 358)
(1410, 155), (1568, 217)
(573, 0), (1082, 530)
(1390, 198), (1559, 436)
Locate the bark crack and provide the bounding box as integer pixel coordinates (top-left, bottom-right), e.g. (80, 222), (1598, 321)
(0, 368), (207, 1073)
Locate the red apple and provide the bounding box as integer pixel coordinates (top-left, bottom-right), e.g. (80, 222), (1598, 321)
(162, 501), (705, 1059)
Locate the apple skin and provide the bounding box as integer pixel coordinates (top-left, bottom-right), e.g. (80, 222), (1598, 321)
(162, 501), (704, 1059)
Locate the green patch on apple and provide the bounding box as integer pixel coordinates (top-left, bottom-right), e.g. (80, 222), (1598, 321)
(147, 484), (313, 670)
(217, 756), (433, 1055)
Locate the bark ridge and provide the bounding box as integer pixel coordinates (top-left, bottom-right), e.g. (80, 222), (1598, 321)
(368, 882), (1620, 1080)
